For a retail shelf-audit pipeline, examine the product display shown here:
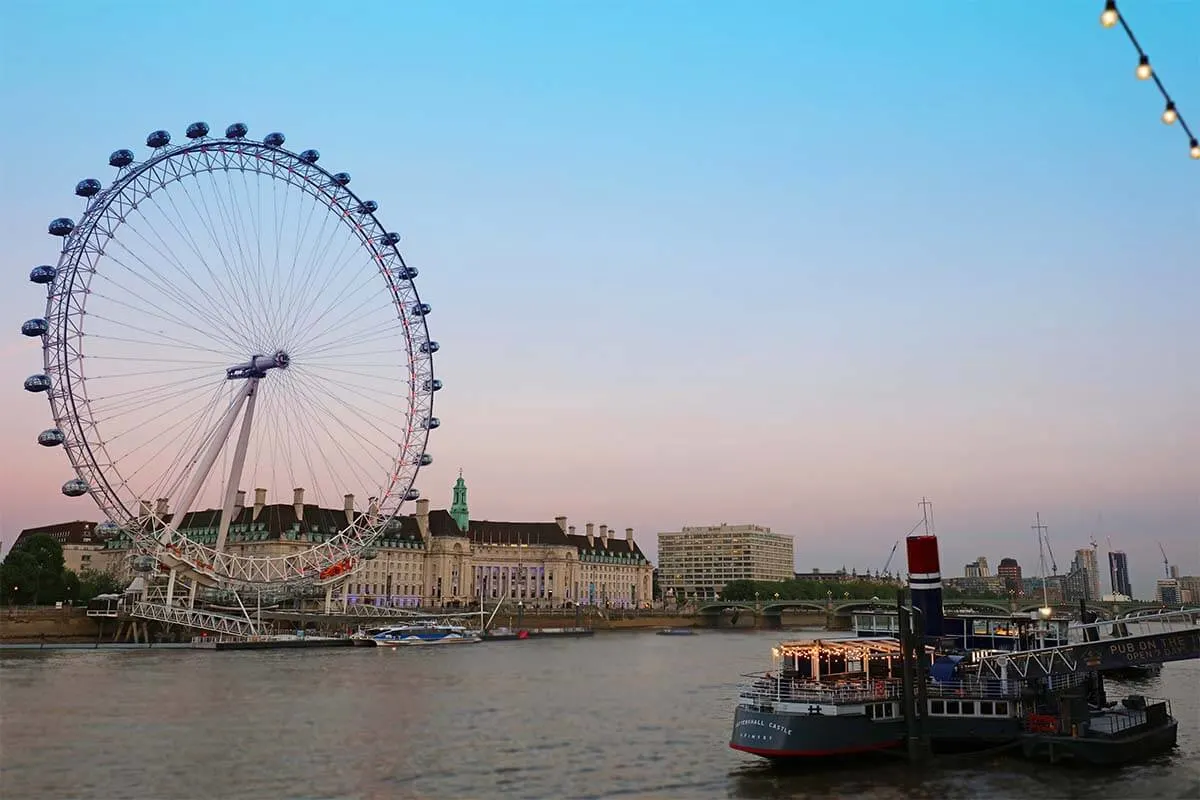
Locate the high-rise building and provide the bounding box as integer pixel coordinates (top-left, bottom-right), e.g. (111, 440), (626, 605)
(1108, 550), (1132, 598)
(997, 557), (1023, 596)
(1156, 579), (1180, 605)
(657, 523), (794, 600)
(1072, 548), (1101, 601)
(963, 557), (990, 578)
(1177, 576), (1200, 604)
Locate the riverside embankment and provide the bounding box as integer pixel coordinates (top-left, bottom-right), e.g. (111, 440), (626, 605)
(1, 606), (830, 643)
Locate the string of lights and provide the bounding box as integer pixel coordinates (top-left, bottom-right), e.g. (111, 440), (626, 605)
(1100, 0), (1199, 160)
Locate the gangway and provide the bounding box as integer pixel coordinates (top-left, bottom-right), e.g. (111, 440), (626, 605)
(977, 609), (1199, 680)
(129, 601), (261, 639)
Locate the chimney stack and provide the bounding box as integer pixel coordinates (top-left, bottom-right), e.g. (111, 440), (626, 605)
(568, 525), (576, 536)
(599, 524), (608, 548)
(555, 516), (567, 533)
(586, 522), (594, 548)
(235, 490), (246, 512)
(343, 493), (355, 526)
(293, 488), (304, 521)
(155, 497), (168, 516)
(416, 498), (430, 538)
(253, 487), (267, 520)
(625, 527), (633, 543)
(368, 496), (380, 524)
(139, 499), (152, 518)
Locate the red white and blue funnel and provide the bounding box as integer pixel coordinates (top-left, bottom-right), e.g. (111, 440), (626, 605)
(906, 532), (945, 638)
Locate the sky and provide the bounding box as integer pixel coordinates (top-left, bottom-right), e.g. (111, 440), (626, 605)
(0, 0), (1196, 599)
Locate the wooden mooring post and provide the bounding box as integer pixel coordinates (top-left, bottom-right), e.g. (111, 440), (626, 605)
(897, 589), (932, 764)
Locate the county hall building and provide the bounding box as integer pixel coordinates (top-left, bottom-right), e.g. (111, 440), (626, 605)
(81, 473), (654, 609)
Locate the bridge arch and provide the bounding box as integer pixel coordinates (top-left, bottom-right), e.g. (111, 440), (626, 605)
(760, 601), (827, 614)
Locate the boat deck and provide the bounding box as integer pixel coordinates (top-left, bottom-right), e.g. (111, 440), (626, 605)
(1088, 708), (1146, 735)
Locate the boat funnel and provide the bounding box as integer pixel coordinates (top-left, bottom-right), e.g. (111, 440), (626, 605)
(906, 534), (945, 638)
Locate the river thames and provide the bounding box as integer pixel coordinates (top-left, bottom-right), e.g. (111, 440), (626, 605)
(1, 630), (1197, 799)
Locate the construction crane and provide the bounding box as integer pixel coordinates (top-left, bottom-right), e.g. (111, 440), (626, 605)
(1158, 542), (1170, 578)
(881, 540), (900, 577)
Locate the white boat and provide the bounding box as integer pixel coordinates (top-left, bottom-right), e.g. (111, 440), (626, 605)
(352, 620), (482, 647)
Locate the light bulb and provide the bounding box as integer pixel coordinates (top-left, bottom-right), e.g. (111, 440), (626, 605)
(1162, 102), (1178, 125)
(1100, 1), (1119, 28)
(1136, 55), (1152, 80)
(1191, 138), (1200, 160)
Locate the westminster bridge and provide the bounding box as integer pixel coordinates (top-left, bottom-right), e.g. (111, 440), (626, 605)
(694, 597), (1187, 629)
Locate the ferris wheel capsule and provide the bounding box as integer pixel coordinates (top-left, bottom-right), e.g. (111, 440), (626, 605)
(21, 318), (49, 337)
(185, 121), (210, 139)
(146, 130), (171, 148)
(48, 218), (75, 237)
(62, 478), (89, 497)
(30, 265), (57, 284)
(132, 555), (158, 572)
(108, 149), (135, 168)
(37, 428), (65, 447)
(74, 179), (102, 198)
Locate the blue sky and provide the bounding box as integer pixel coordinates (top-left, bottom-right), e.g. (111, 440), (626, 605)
(1, 0), (1196, 596)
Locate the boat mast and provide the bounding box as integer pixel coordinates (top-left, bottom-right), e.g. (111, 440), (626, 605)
(1033, 513), (1050, 611)
(919, 496), (935, 537)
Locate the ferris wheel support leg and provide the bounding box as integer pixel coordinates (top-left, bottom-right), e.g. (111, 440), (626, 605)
(215, 380), (260, 553)
(166, 568), (178, 607)
(324, 584), (333, 615)
(158, 380), (255, 546)
(188, 580), (198, 610)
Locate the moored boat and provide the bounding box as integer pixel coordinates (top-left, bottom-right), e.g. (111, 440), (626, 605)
(729, 637), (1028, 759)
(728, 500), (1185, 766)
(352, 620), (481, 646)
(657, 628), (696, 636)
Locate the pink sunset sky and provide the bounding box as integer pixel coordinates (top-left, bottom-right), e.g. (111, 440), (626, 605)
(2, 1), (1197, 599)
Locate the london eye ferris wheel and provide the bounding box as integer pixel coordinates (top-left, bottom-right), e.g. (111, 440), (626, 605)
(21, 122), (440, 591)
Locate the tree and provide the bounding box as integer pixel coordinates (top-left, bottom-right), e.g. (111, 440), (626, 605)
(0, 534), (66, 605)
(77, 568), (124, 602)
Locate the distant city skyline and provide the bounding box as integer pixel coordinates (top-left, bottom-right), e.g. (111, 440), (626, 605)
(2, 1), (1196, 600)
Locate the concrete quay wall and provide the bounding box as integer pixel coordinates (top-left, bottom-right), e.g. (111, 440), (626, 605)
(1, 608), (105, 642)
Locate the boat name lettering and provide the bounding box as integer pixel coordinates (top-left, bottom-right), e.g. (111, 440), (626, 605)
(736, 719), (789, 734)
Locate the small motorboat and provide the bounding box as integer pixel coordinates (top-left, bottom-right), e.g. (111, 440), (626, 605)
(656, 628), (696, 636)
